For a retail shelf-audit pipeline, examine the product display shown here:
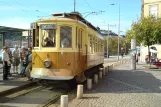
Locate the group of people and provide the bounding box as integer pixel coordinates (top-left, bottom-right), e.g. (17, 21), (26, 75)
(2, 45), (32, 81)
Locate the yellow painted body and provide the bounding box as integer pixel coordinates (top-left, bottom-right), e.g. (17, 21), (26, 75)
(31, 15), (104, 80)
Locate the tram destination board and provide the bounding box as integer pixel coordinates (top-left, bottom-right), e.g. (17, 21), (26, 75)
(40, 24), (56, 29)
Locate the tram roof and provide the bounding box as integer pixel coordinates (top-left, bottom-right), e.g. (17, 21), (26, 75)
(52, 12), (100, 33)
(0, 26), (27, 33)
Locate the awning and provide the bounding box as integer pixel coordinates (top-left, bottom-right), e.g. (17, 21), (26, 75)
(150, 49), (158, 53)
(0, 26), (27, 33)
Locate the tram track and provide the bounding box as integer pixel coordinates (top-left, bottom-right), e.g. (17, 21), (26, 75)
(0, 81), (74, 107)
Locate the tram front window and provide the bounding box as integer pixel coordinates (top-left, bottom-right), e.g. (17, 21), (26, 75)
(41, 29), (56, 47)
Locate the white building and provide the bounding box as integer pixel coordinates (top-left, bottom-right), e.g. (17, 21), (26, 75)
(140, 44), (161, 62)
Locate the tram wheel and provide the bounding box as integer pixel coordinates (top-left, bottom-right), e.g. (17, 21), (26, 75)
(66, 78), (77, 89)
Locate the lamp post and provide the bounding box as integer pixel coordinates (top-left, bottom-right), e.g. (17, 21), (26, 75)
(107, 24), (116, 58)
(110, 3), (120, 60)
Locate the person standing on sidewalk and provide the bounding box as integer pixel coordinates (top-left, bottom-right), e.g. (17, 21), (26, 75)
(2, 46), (10, 80)
(25, 47), (32, 81)
(7, 47), (12, 76)
(12, 45), (20, 74)
(20, 46), (27, 74)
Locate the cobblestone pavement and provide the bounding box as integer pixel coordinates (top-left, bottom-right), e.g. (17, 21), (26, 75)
(65, 63), (161, 107)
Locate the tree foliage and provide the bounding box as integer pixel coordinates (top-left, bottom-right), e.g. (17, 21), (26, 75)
(126, 16), (161, 46)
(104, 37), (127, 55)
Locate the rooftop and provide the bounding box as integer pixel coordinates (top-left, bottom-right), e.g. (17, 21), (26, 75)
(0, 26), (27, 33)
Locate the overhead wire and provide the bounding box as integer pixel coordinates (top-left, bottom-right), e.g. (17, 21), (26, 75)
(0, 0), (37, 17)
(10, 0), (49, 15)
(83, 0), (105, 23)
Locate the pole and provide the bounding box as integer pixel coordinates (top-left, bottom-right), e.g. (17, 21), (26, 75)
(74, 0), (76, 12)
(28, 29), (30, 48)
(131, 39), (136, 70)
(107, 24), (109, 58)
(118, 4), (120, 60)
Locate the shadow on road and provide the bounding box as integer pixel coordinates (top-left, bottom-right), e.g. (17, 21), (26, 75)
(85, 66), (161, 94)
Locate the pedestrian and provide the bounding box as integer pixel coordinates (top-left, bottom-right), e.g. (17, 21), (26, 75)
(136, 55), (138, 64)
(12, 45), (20, 74)
(121, 53), (124, 58)
(20, 56), (28, 76)
(7, 47), (12, 76)
(25, 47), (32, 81)
(2, 46), (10, 80)
(20, 46), (27, 73)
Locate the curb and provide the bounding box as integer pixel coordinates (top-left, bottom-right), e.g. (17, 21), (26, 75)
(0, 81), (37, 97)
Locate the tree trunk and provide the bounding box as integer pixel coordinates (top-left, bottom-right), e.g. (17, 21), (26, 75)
(147, 36), (151, 64)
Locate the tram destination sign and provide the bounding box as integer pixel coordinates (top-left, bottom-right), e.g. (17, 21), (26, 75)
(40, 24), (56, 29)
(30, 23), (36, 29)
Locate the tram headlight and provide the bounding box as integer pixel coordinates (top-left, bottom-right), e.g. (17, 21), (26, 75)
(44, 58), (52, 68)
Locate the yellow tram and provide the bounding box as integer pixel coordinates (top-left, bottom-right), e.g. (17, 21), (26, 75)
(30, 12), (104, 83)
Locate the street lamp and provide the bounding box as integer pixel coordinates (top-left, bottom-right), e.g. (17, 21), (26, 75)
(110, 3), (120, 60)
(107, 24), (116, 58)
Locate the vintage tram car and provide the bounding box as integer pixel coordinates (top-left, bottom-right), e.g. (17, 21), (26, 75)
(30, 12), (104, 83)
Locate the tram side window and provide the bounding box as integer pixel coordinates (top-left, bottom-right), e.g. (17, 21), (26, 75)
(41, 29), (56, 47)
(32, 26), (39, 47)
(89, 34), (93, 53)
(60, 26), (72, 48)
(93, 37), (95, 52)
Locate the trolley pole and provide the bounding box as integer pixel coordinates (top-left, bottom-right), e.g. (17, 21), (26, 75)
(74, 0), (76, 12)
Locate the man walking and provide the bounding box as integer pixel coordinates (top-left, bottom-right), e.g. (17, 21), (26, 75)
(2, 46), (10, 80)
(25, 47), (32, 81)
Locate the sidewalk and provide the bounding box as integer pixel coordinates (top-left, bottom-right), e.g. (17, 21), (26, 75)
(67, 62), (161, 107)
(0, 68), (34, 96)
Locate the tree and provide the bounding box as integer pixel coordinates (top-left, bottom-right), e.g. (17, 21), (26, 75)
(126, 16), (161, 62)
(104, 37), (127, 56)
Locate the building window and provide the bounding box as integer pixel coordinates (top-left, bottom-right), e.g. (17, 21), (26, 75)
(149, 5), (158, 18)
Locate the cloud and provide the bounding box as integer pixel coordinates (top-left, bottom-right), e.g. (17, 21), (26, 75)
(0, 17), (34, 29)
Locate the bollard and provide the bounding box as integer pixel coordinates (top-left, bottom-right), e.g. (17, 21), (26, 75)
(99, 71), (102, 79)
(100, 68), (105, 76)
(94, 74), (98, 84)
(61, 95), (68, 107)
(77, 85), (83, 99)
(87, 78), (92, 90)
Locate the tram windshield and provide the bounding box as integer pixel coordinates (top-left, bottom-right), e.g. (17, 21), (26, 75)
(41, 29), (56, 47)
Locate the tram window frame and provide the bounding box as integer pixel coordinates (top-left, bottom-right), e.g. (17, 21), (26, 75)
(78, 28), (83, 49)
(32, 26), (39, 47)
(95, 37), (97, 52)
(93, 37), (95, 52)
(89, 34), (93, 53)
(60, 26), (72, 48)
(88, 34), (90, 53)
(41, 29), (56, 48)
(80, 30), (82, 49)
(76, 27), (78, 48)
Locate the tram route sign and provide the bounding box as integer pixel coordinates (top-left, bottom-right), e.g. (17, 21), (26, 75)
(30, 23), (36, 29)
(40, 24), (56, 29)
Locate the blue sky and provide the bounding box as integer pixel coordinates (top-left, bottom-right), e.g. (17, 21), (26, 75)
(0, 0), (141, 35)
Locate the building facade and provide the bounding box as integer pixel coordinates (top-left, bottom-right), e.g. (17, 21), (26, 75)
(142, 0), (161, 18)
(0, 26), (27, 50)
